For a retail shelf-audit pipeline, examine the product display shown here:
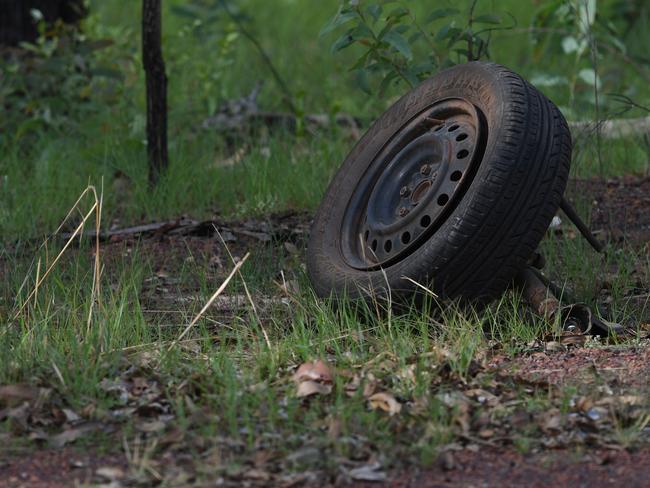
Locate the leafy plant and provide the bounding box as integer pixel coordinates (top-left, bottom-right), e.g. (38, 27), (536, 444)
(529, 0), (648, 117)
(170, 0), (296, 113)
(529, 0), (600, 113)
(320, 1), (511, 94)
(0, 12), (121, 145)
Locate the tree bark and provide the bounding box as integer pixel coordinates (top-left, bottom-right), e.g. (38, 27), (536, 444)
(142, 0), (168, 186)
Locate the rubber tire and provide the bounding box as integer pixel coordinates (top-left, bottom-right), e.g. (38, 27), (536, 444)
(307, 62), (571, 306)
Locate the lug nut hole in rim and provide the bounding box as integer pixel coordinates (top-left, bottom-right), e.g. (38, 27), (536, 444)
(340, 98), (485, 269)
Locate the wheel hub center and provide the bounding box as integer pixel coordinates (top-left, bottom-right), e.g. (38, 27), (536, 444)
(411, 179), (432, 205)
(340, 97), (485, 269)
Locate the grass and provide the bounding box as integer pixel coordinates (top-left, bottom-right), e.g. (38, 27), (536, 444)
(2, 0), (650, 240)
(1, 0), (649, 482)
(1, 209), (647, 480)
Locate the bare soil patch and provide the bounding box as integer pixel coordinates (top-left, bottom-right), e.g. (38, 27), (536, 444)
(0, 448), (126, 488)
(567, 175), (650, 247)
(368, 447), (650, 487)
(488, 345), (650, 389)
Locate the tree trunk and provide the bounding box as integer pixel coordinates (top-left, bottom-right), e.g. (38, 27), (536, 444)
(142, 0), (168, 186)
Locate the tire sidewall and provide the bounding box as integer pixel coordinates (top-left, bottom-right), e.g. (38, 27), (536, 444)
(308, 62), (536, 300)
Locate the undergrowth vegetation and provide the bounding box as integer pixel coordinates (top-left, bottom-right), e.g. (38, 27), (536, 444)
(1, 0), (650, 239)
(0, 0), (649, 484)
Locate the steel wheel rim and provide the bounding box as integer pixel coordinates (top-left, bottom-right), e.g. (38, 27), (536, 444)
(341, 98), (487, 270)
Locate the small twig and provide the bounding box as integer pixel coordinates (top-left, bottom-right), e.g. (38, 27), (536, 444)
(167, 253), (250, 351)
(460, 433), (503, 448)
(51, 360), (66, 388)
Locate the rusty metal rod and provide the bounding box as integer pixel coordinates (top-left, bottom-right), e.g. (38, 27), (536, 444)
(528, 267), (575, 303)
(514, 267), (560, 320)
(559, 197), (604, 253)
(515, 267), (592, 333)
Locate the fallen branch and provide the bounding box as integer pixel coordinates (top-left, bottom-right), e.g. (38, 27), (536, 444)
(205, 107), (649, 141)
(58, 212), (309, 243)
(59, 218), (201, 240)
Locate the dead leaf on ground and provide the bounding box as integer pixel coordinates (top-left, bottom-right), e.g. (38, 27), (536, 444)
(612, 395), (644, 406)
(244, 468), (271, 481)
(437, 391), (471, 432)
(544, 341), (567, 352)
(159, 427), (185, 447)
(292, 360), (334, 384)
(296, 381), (332, 398)
(344, 373), (378, 398)
(575, 396), (593, 413)
(327, 416), (342, 440)
(540, 409), (563, 434)
(344, 374), (360, 397)
(558, 333), (588, 346)
(368, 392), (402, 416)
(96, 466), (126, 481)
(99, 378), (129, 405)
(49, 423), (100, 448)
(478, 428), (495, 439)
(348, 462), (387, 482)
(292, 359), (335, 397)
(438, 451), (455, 471)
(283, 242), (299, 255)
(0, 384), (47, 407)
(62, 408), (81, 423)
(131, 377), (149, 396)
(136, 419), (168, 433)
(464, 388), (499, 407)
(0, 403), (30, 425)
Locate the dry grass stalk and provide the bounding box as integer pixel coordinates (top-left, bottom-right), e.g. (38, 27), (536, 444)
(213, 224), (272, 349)
(13, 185), (103, 329)
(87, 182), (103, 335)
(401, 276), (438, 298)
(169, 252), (250, 351)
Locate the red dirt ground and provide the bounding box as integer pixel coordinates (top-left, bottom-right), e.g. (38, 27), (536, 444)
(569, 175), (650, 246)
(353, 447), (650, 487)
(0, 448), (126, 488)
(488, 345), (650, 388)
